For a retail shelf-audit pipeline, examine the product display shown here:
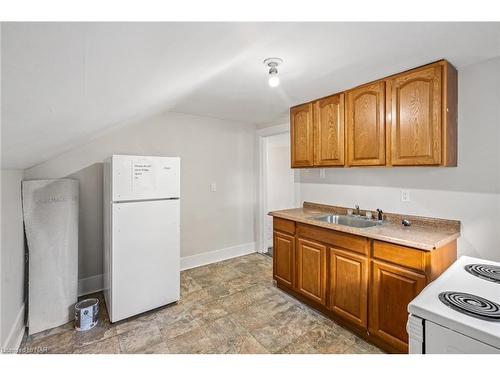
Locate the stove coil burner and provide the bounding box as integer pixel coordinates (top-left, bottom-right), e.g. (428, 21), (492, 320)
(439, 291), (500, 322)
(465, 264), (500, 284)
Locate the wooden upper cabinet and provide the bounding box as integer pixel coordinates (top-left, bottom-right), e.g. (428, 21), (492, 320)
(370, 260), (426, 353)
(442, 62), (458, 167)
(289, 59), (457, 168)
(296, 238), (327, 305)
(328, 248), (368, 329)
(346, 81), (386, 166)
(387, 64), (443, 165)
(313, 94), (345, 166)
(291, 103), (314, 167)
(273, 231), (295, 288)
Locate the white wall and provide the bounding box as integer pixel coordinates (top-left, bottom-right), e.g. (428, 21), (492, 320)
(24, 111), (256, 288)
(1, 169), (26, 350)
(297, 57), (500, 262)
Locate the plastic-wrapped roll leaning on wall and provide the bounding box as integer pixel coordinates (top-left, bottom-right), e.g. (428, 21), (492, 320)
(22, 179), (79, 335)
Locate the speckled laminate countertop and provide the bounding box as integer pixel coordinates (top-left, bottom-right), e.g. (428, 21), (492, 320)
(269, 202), (461, 251)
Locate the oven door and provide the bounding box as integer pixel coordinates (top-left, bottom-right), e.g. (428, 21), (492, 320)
(425, 321), (500, 354)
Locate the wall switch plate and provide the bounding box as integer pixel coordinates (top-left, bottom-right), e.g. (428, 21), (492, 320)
(319, 169), (326, 179)
(401, 190), (410, 202)
(210, 182), (217, 192)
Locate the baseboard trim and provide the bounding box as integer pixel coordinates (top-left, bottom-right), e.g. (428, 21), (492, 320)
(2, 303), (25, 353)
(78, 274), (104, 297)
(76, 242), (256, 295)
(180, 242), (256, 271)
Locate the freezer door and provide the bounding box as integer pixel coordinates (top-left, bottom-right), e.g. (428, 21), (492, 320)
(112, 155), (180, 201)
(111, 199), (180, 322)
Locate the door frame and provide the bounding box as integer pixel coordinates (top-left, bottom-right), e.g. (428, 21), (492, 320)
(256, 124), (300, 254)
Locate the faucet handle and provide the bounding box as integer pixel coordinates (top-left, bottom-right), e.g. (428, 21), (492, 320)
(402, 218), (411, 227)
(376, 208), (383, 221)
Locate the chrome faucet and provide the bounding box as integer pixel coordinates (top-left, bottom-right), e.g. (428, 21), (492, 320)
(377, 208), (383, 221)
(354, 204), (360, 216)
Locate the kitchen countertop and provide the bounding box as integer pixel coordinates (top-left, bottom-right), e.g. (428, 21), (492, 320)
(269, 202), (461, 251)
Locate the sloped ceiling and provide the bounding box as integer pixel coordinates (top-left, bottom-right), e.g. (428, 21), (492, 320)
(2, 22), (499, 169)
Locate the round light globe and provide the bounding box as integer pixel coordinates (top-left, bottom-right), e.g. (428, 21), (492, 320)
(268, 75), (280, 88)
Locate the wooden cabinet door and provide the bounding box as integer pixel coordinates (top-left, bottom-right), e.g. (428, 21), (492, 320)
(296, 238), (327, 304)
(291, 103), (314, 167)
(346, 81), (386, 166)
(370, 260), (426, 353)
(388, 64), (442, 165)
(328, 248), (368, 329)
(313, 94), (345, 166)
(273, 231), (295, 288)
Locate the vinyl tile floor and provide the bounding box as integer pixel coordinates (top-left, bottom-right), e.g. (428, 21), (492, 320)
(19, 253), (383, 354)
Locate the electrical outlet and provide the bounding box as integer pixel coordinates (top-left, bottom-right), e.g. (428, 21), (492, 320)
(401, 190), (410, 202)
(319, 169), (326, 179)
(210, 182), (217, 192)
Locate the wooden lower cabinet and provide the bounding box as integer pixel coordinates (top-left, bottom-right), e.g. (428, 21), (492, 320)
(272, 219), (457, 353)
(273, 231), (295, 288)
(296, 238), (327, 304)
(328, 248), (368, 329)
(369, 260), (426, 352)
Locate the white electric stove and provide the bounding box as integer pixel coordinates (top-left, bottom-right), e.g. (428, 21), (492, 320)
(407, 256), (500, 354)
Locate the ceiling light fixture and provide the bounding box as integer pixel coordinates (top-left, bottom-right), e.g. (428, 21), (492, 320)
(263, 57), (283, 88)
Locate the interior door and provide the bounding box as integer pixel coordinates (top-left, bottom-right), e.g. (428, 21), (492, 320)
(291, 103), (314, 167)
(265, 133), (295, 250)
(111, 199), (180, 322)
(313, 94), (345, 166)
(296, 238), (327, 304)
(346, 81), (386, 166)
(388, 64), (442, 165)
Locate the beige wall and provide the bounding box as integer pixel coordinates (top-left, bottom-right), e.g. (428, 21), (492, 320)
(24, 111), (256, 281)
(1, 169), (25, 349)
(296, 57), (500, 261)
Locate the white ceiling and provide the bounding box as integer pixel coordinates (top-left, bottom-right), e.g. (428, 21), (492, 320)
(2, 22), (500, 169)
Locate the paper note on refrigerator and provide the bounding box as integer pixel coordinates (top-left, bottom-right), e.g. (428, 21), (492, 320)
(133, 159), (155, 191)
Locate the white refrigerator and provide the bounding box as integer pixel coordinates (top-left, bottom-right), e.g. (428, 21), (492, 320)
(103, 155), (180, 323)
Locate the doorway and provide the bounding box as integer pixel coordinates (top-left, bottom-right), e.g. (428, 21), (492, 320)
(258, 126), (297, 256)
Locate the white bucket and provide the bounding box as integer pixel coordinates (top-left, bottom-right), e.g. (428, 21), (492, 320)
(75, 298), (99, 331)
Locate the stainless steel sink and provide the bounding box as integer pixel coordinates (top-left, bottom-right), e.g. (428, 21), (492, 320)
(311, 214), (380, 228)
